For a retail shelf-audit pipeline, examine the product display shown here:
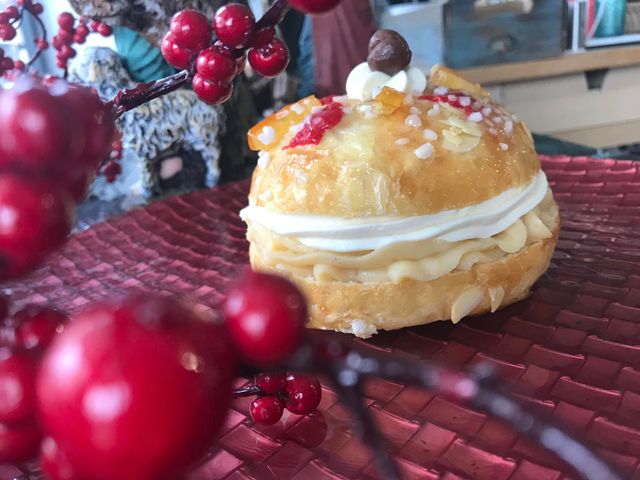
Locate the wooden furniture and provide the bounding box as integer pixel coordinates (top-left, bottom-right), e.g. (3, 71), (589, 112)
(460, 45), (640, 148)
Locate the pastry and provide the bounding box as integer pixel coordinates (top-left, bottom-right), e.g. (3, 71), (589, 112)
(240, 30), (559, 338)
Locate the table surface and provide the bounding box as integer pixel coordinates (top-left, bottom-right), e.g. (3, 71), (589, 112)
(3, 155), (640, 480)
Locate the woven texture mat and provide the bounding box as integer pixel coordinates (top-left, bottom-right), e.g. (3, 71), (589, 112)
(3, 155), (640, 480)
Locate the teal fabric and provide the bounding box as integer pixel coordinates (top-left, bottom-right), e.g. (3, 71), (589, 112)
(113, 26), (176, 82)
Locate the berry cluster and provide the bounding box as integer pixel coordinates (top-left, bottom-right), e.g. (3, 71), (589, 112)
(162, 3), (290, 104)
(0, 77), (115, 278)
(0, 3), (22, 42)
(0, 298), (68, 465)
(0, 0), (46, 76)
(250, 372), (322, 425)
(53, 12), (112, 71)
(0, 269), (315, 479)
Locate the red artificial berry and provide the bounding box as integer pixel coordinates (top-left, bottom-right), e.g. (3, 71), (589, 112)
(192, 74), (233, 105)
(36, 38), (48, 50)
(223, 270), (307, 366)
(5, 6), (19, 19)
(12, 60), (24, 71)
(75, 23), (89, 38)
(0, 82), (86, 173)
(73, 33), (86, 44)
(55, 58), (67, 70)
(161, 33), (193, 69)
(0, 176), (73, 280)
(31, 3), (43, 14)
(1, 57), (13, 71)
(11, 306), (67, 351)
(103, 161), (121, 182)
(0, 421), (41, 463)
(41, 437), (76, 480)
(196, 46), (236, 84)
(57, 29), (74, 45)
(0, 348), (38, 424)
(248, 38), (289, 78)
(0, 13), (9, 24)
(57, 12), (75, 32)
(0, 24), (16, 41)
(36, 294), (236, 480)
(250, 396), (284, 425)
(285, 373), (322, 415)
(256, 372), (287, 394)
(59, 45), (76, 59)
(61, 86), (116, 170)
(250, 26), (276, 49)
(170, 9), (211, 52)
(213, 3), (255, 49)
(288, 0), (342, 14)
(97, 23), (112, 37)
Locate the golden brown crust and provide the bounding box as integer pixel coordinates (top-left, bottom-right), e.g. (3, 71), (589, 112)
(250, 215), (559, 338)
(249, 92), (539, 218)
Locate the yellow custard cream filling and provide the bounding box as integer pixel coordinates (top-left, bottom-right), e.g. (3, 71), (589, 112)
(247, 190), (557, 284)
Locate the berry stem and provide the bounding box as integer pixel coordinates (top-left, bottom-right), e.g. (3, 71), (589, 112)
(255, 0), (291, 30)
(331, 374), (401, 479)
(301, 341), (623, 480)
(24, 4), (47, 67)
(110, 69), (190, 118)
(232, 384), (261, 398)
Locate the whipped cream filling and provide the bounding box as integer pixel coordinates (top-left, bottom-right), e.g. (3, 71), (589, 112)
(241, 171), (549, 253)
(346, 62), (427, 101)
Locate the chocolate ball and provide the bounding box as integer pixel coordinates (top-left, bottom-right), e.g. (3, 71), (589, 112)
(367, 29), (412, 76)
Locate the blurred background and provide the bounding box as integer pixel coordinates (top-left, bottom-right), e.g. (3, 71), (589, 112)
(2, 0), (639, 222)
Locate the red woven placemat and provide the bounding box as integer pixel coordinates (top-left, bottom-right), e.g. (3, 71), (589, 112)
(3, 155), (640, 480)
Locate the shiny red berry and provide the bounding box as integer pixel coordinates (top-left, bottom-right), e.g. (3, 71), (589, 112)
(213, 3), (255, 49)
(0, 348), (38, 424)
(0, 421), (41, 463)
(41, 437), (76, 480)
(5, 6), (19, 19)
(170, 9), (211, 52)
(36, 39), (48, 50)
(248, 38), (289, 78)
(161, 33), (192, 69)
(103, 161), (122, 182)
(0, 57), (13, 72)
(36, 294), (236, 480)
(75, 23), (89, 38)
(57, 12), (75, 32)
(59, 45), (76, 59)
(223, 270), (307, 366)
(56, 29), (74, 45)
(31, 2), (43, 14)
(196, 46), (236, 84)
(0, 176), (73, 280)
(250, 26), (275, 49)
(0, 13), (9, 24)
(90, 20), (101, 32)
(97, 23), (112, 37)
(192, 74), (233, 105)
(11, 306), (67, 351)
(0, 24), (16, 41)
(0, 83), (86, 173)
(285, 373), (322, 415)
(61, 86), (115, 169)
(12, 60), (24, 71)
(256, 372), (287, 394)
(250, 396), (284, 425)
(288, 0), (342, 14)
